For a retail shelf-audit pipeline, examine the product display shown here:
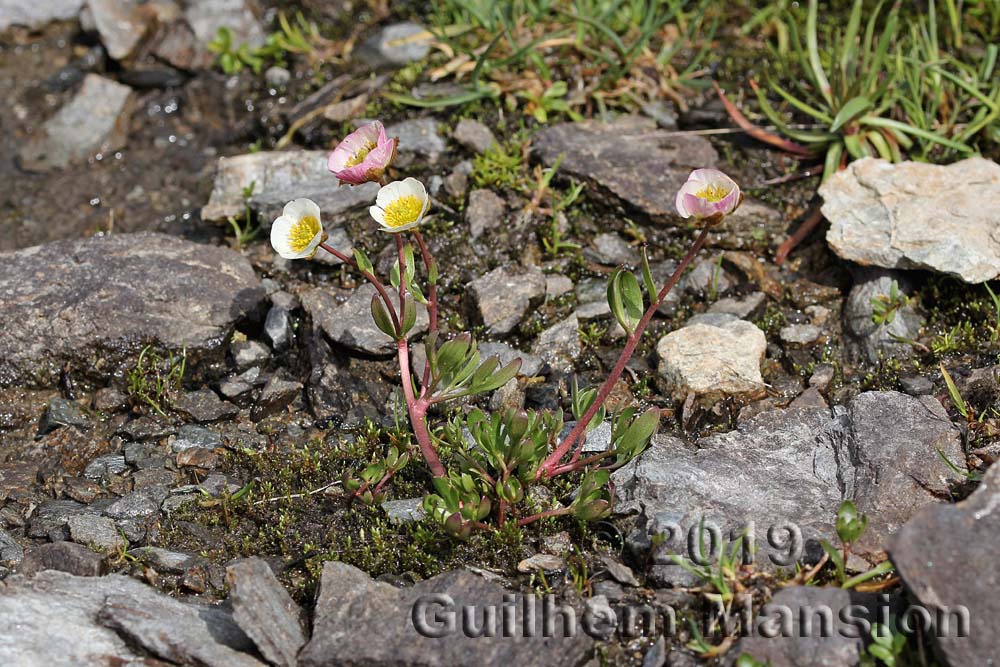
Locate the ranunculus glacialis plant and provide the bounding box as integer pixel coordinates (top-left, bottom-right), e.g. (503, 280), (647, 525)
(271, 120), (741, 536)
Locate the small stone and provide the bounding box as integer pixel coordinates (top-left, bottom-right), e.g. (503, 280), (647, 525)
(385, 118), (445, 165)
(219, 367), (263, 401)
(302, 284), (429, 356)
(516, 553), (566, 573)
(83, 454), (127, 480)
(104, 485), (169, 521)
(177, 447), (220, 469)
(252, 377), (302, 421)
(381, 498), (426, 524)
(844, 270), (923, 363)
(132, 467), (178, 489)
(87, 0), (148, 60)
(185, 0), (265, 53)
(264, 306), (293, 351)
(264, 65), (291, 86)
(779, 323), (823, 345)
(681, 258), (733, 297)
(359, 22), (432, 65)
(18, 74), (134, 172)
(171, 424), (223, 452)
(453, 118), (497, 154)
(202, 151), (378, 224)
(0, 529), (23, 565)
(656, 315), (767, 398)
(117, 415), (175, 441)
(28, 500), (102, 540)
(227, 557), (307, 667)
(20, 541), (105, 577)
(467, 265), (546, 335)
(600, 555), (640, 586)
(587, 233), (633, 266)
(129, 546), (195, 574)
(707, 292), (766, 319)
(532, 314), (580, 373)
(641, 100), (678, 130)
(443, 170), (468, 199)
(93, 387), (129, 413)
(900, 375), (934, 396)
(808, 364), (836, 391)
(642, 636), (667, 667)
(39, 398), (89, 435)
(540, 532), (572, 555)
(173, 389), (238, 423)
(232, 340), (270, 371)
(545, 274), (574, 299)
(465, 189), (505, 240)
(67, 515), (123, 552)
(788, 386), (828, 410)
(822, 157), (1000, 283)
(575, 300), (611, 321)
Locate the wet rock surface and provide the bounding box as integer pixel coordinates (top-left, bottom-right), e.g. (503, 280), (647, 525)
(822, 157), (1000, 283)
(0, 232), (266, 387)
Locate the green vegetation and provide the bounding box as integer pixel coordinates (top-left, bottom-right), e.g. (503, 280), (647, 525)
(209, 11), (323, 75)
(126, 345), (186, 417)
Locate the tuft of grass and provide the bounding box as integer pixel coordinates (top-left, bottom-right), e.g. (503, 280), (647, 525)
(126, 345), (186, 417)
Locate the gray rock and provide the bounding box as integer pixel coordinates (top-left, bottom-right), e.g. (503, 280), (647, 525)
(128, 546), (194, 573)
(575, 300), (611, 321)
(232, 339), (271, 370)
(468, 265), (546, 335)
(359, 22), (432, 65)
(83, 454), (126, 480)
(809, 364), (836, 391)
(707, 292), (767, 319)
(87, 0), (147, 60)
(681, 258), (733, 297)
(18, 74), (134, 172)
(533, 116), (718, 221)
(173, 388), (238, 422)
(517, 554), (566, 572)
(227, 557), (306, 667)
(20, 542), (104, 577)
(67, 515), (123, 552)
(264, 306), (293, 351)
(252, 377), (302, 420)
(302, 284), (428, 356)
(656, 315), (767, 398)
(0, 530), (24, 565)
(185, 0), (265, 52)
(889, 463), (1000, 667)
(39, 398), (89, 435)
(381, 497), (426, 523)
(466, 189), (505, 240)
(545, 274), (574, 299)
(600, 555), (640, 587)
(780, 323), (823, 345)
(171, 424), (223, 452)
(104, 485), (169, 521)
(0, 0), (85, 30)
(202, 150), (378, 224)
(727, 587), (874, 666)
(0, 570), (258, 667)
(643, 636), (667, 667)
(386, 118), (446, 164)
(298, 561), (593, 667)
(613, 391), (965, 577)
(0, 232), (265, 388)
(822, 157), (1000, 283)
(453, 118), (497, 154)
(479, 342), (544, 377)
(220, 366), (264, 401)
(587, 233), (633, 266)
(27, 500), (102, 541)
(844, 271), (923, 363)
(899, 374), (934, 396)
(532, 314), (580, 373)
(264, 65), (291, 87)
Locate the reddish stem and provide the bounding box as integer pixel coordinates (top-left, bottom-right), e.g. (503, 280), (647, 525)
(319, 242), (401, 334)
(398, 339), (446, 478)
(774, 206), (824, 266)
(537, 227), (712, 478)
(517, 507), (573, 527)
(413, 230), (439, 391)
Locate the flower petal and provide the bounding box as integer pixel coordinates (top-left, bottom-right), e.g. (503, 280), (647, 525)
(369, 205), (387, 225)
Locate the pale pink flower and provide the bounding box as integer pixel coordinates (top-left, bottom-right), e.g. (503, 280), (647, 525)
(675, 169), (742, 223)
(327, 121), (397, 185)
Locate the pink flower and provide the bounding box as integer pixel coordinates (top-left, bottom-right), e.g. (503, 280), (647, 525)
(675, 169), (742, 224)
(327, 121), (398, 186)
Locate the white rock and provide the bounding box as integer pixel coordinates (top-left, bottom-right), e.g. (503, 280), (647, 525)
(821, 157), (1000, 283)
(656, 315), (766, 397)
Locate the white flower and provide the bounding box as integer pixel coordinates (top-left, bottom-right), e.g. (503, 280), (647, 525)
(369, 177), (430, 233)
(271, 198), (324, 259)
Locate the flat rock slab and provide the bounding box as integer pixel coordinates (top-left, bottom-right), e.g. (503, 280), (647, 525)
(822, 157), (1000, 283)
(0, 0), (84, 31)
(0, 232), (266, 387)
(467, 265), (546, 335)
(656, 314), (767, 398)
(613, 391), (964, 573)
(533, 116), (718, 221)
(889, 462), (1000, 666)
(302, 283), (428, 357)
(202, 151), (378, 225)
(18, 74), (134, 172)
(0, 570), (262, 667)
(299, 561), (593, 667)
(227, 557), (307, 667)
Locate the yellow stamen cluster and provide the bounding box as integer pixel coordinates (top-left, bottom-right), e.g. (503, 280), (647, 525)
(345, 140), (377, 167)
(288, 215), (321, 252)
(695, 184), (731, 202)
(382, 195), (424, 228)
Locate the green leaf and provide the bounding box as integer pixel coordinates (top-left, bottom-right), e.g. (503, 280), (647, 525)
(830, 96), (873, 132)
(353, 248), (374, 275)
(620, 271), (644, 328)
(640, 246), (657, 299)
(940, 362), (968, 418)
(400, 297), (417, 335)
(370, 294), (397, 338)
(615, 408), (660, 464)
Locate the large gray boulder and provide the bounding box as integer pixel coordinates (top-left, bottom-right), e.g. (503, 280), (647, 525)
(0, 0), (84, 31)
(822, 157), (1000, 283)
(0, 232), (266, 387)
